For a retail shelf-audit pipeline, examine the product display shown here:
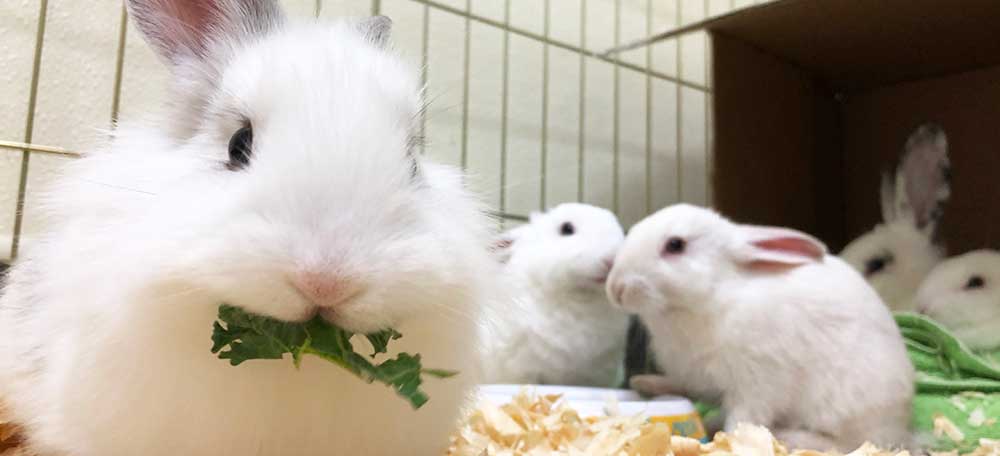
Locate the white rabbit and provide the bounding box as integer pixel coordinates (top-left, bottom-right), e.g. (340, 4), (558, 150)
(841, 123), (951, 311)
(0, 2), (498, 455)
(482, 203), (629, 387)
(914, 250), (1000, 351)
(608, 204), (914, 451)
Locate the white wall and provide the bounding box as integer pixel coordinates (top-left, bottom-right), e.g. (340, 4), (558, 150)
(0, 0), (769, 259)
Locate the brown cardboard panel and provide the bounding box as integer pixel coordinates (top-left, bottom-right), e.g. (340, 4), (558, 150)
(712, 34), (845, 248)
(842, 64), (1000, 254)
(707, 0), (1000, 90)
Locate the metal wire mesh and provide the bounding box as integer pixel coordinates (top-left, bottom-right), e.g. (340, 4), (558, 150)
(0, 0), (766, 260)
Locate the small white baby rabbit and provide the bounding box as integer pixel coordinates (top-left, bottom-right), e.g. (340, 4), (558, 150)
(608, 204), (914, 451)
(841, 123), (951, 311)
(482, 203), (629, 387)
(915, 250), (1000, 351)
(0, 2), (497, 455)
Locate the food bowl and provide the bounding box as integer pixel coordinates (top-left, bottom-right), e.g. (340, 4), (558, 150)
(476, 384), (708, 442)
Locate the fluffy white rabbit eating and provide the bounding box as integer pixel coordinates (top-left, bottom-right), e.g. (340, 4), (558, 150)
(481, 203), (629, 387)
(841, 123), (951, 312)
(0, 1), (499, 455)
(608, 204), (914, 451)
(915, 249), (1000, 351)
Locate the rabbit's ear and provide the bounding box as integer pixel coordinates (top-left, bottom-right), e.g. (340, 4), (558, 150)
(879, 171), (897, 224)
(127, 0), (284, 65)
(490, 235), (516, 264)
(490, 226), (529, 264)
(358, 15), (393, 48)
(733, 225), (827, 269)
(893, 123), (951, 236)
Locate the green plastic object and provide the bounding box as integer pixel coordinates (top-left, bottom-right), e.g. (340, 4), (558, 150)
(896, 312), (1000, 451)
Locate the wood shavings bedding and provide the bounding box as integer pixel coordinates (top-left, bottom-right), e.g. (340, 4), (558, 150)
(1, 402), (26, 456)
(448, 390), (1000, 456)
(2, 392), (998, 455)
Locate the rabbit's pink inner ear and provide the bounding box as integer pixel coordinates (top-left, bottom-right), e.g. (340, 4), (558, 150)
(489, 236), (516, 263)
(737, 226), (827, 269)
(128, 0), (224, 62)
(128, 0), (284, 65)
(492, 237), (513, 252)
(751, 237), (825, 262)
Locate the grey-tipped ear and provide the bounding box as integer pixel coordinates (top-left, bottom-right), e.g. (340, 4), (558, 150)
(898, 122), (951, 234)
(359, 15), (392, 48)
(127, 0), (284, 65)
(879, 171), (897, 224)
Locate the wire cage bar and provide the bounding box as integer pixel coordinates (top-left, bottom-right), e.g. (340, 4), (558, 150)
(0, 0), (767, 261)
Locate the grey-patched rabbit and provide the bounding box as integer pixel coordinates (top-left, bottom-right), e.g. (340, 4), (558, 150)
(841, 123), (952, 311)
(0, 1), (497, 455)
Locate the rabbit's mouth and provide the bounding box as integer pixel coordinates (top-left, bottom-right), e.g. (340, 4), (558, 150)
(590, 273), (610, 285)
(316, 293), (368, 325)
(586, 262), (615, 285)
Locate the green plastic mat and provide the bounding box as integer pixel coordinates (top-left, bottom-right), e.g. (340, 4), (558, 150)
(896, 312), (1000, 451)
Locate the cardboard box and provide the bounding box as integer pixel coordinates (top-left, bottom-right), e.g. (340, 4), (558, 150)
(615, 0), (1000, 253)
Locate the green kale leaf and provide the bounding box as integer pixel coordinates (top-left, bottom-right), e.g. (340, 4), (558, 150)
(211, 304), (457, 409)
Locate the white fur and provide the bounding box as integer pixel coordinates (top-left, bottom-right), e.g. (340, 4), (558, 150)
(841, 123), (950, 312)
(841, 220), (942, 311)
(0, 3), (496, 455)
(481, 203), (629, 387)
(609, 204), (914, 451)
(915, 250), (1000, 351)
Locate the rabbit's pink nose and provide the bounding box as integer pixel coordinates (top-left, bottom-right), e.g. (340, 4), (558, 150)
(602, 256), (615, 271)
(292, 271), (364, 308)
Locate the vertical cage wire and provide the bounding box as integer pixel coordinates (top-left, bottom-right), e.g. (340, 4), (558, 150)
(703, 0), (714, 204)
(644, 0), (653, 214)
(110, 4), (129, 124)
(459, 0), (471, 170)
(577, 0), (588, 204)
(704, 0), (713, 205)
(419, 4), (430, 155)
(2, 0), (726, 258)
(408, 1), (702, 89)
(539, 0), (551, 210)
(10, 0), (51, 260)
(674, 0), (685, 203)
(498, 0), (511, 221)
(611, 0), (621, 215)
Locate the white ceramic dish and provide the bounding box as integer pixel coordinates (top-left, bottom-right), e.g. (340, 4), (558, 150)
(477, 383), (641, 402)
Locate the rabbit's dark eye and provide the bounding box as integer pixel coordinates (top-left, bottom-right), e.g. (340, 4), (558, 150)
(663, 236), (686, 255)
(965, 275), (985, 290)
(227, 125), (253, 170)
(864, 254), (893, 276)
(559, 222), (575, 236)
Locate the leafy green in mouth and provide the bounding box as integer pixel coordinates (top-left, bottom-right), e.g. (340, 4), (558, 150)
(211, 304), (457, 409)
